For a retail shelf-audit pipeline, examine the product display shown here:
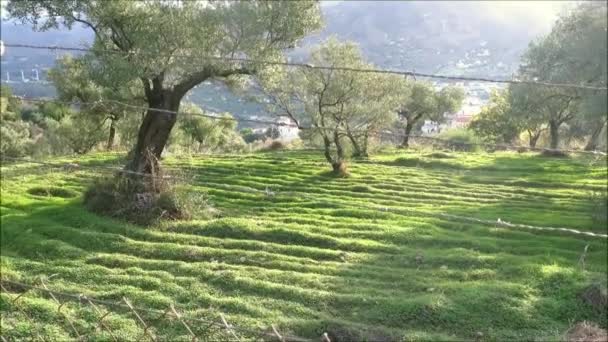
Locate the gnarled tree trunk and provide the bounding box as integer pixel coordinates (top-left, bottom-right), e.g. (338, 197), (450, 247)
(549, 120), (560, 149)
(400, 122), (414, 148)
(528, 129), (541, 148)
(585, 121), (606, 151)
(332, 129), (346, 172)
(126, 89), (181, 174)
(107, 117), (117, 150)
(346, 128), (367, 158)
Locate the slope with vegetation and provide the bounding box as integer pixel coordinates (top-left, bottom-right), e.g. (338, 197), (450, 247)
(1, 150), (607, 341)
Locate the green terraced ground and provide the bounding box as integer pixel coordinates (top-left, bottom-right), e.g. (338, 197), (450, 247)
(1, 150), (607, 341)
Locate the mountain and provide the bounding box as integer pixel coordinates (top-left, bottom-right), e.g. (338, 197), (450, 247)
(292, 1), (554, 77)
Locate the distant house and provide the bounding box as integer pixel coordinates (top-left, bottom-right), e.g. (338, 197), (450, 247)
(421, 120), (440, 134)
(442, 110), (476, 130)
(275, 116), (299, 142)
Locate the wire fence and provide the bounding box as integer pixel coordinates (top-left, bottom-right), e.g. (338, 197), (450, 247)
(12, 96), (608, 156)
(4, 43), (608, 91)
(0, 278), (315, 342)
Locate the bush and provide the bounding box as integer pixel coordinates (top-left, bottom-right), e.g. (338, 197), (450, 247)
(84, 175), (213, 225)
(49, 117), (107, 154)
(540, 149), (569, 158)
(240, 128), (266, 143)
(0, 120), (35, 157)
(436, 128), (483, 152)
(27, 186), (78, 198)
(264, 140), (286, 151)
(425, 152), (454, 159)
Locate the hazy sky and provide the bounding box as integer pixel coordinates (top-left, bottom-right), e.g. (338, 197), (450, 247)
(321, 0), (578, 31)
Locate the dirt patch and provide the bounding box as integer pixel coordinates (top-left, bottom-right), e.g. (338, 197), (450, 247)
(425, 152), (454, 159)
(540, 150), (569, 158)
(580, 282), (608, 313)
(350, 185), (372, 193)
(27, 186), (78, 198)
(324, 324), (394, 342)
(566, 321), (608, 342)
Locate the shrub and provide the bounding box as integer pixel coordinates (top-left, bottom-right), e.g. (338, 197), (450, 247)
(84, 175), (212, 225)
(425, 152), (454, 159)
(540, 149), (569, 158)
(240, 128), (266, 143)
(0, 120), (35, 157)
(436, 128), (483, 152)
(264, 140), (286, 151)
(27, 186), (78, 198)
(39, 116), (106, 155)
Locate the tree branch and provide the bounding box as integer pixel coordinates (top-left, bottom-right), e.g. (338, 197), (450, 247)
(172, 66), (254, 98)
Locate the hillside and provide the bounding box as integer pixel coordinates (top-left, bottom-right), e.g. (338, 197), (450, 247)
(1, 150), (606, 340)
(1, 1), (556, 117)
(294, 1), (554, 77)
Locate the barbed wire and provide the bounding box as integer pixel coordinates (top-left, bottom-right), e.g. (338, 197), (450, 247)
(0, 278), (314, 342)
(2, 155), (606, 239)
(11, 96), (608, 156)
(4, 43), (608, 91)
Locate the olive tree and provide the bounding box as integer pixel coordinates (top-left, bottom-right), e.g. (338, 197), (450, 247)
(515, 1), (606, 149)
(8, 0), (322, 174)
(469, 90), (521, 145)
(178, 103), (244, 153)
(260, 38), (405, 173)
(397, 82), (464, 148)
(48, 55), (144, 150)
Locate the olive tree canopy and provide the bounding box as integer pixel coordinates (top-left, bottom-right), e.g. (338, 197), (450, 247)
(8, 0), (322, 173)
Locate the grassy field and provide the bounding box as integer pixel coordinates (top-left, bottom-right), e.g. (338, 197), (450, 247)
(1, 150), (607, 341)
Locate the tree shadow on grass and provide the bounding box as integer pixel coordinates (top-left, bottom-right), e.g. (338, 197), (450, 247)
(2, 151), (606, 341)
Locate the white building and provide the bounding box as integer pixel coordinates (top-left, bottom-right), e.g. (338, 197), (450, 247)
(421, 120), (440, 134)
(275, 116), (299, 142)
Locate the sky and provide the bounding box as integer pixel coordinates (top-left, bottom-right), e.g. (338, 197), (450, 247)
(321, 0), (574, 25)
(318, 0), (577, 36)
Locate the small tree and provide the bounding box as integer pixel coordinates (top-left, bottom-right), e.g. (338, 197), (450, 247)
(48, 55), (144, 150)
(178, 103), (244, 153)
(509, 83), (578, 149)
(260, 38), (404, 173)
(1, 86), (34, 157)
(469, 90), (517, 144)
(343, 72), (407, 158)
(397, 82), (464, 148)
(514, 2), (606, 150)
(45, 115), (107, 154)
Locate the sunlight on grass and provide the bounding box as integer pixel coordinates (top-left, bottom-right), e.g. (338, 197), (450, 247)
(1, 150), (606, 340)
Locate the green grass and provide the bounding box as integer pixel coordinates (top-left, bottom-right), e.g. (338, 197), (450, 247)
(1, 150), (607, 341)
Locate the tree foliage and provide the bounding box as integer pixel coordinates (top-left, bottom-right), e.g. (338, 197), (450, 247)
(469, 90), (520, 144)
(177, 103), (245, 153)
(397, 82), (464, 147)
(8, 0), (322, 173)
(514, 1), (607, 149)
(261, 38), (405, 172)
(48, 55), (144, 149)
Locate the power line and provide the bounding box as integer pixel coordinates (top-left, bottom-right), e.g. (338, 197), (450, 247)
(13, 96), (608, 156)
(4, 43), (608, 91)
(15, 96), (296, 128)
